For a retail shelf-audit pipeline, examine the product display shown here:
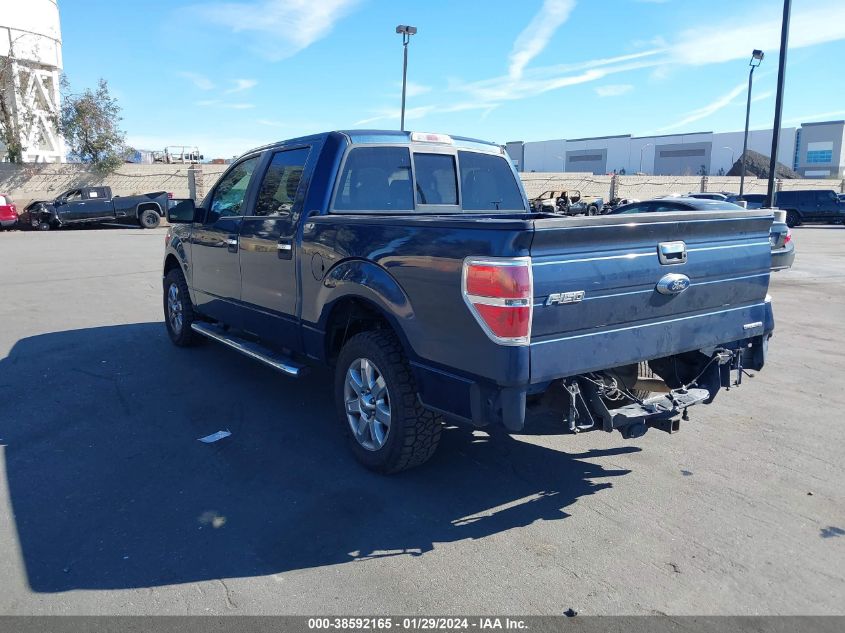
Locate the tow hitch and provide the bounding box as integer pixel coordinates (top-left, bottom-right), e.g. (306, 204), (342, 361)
(558, 347), (751, 438)
(561, 377), (709, 439)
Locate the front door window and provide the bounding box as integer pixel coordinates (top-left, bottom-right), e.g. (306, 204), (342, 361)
(207, 156), (260, 223)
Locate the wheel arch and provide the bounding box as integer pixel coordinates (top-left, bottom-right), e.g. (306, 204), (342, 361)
(163, 253), (182, 276)
(321, 294), (413, 366)
(312, 259), (418, 365)
(136, 201), (163, 217)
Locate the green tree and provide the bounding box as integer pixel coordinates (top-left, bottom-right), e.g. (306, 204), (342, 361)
(59, 78), (133, 172)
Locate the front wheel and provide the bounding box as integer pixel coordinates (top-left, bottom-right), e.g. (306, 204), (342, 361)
(163, 268), (200, 346)
(335, 331), (443, 473)
(139, 209), (161, 229)
(785, 210), (800, 228)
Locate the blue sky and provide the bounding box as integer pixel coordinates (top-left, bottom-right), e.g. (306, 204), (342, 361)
(59, 0), (845, 159)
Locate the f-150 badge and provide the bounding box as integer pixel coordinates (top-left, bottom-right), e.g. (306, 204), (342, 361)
(546, 290), (585, 306)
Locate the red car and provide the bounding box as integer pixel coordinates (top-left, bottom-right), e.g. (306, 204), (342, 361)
(0, 194), (19, 230)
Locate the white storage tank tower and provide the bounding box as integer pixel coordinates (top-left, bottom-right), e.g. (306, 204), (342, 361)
(0, 0), (65, 162)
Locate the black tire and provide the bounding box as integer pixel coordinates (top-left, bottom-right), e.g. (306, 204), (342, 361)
(163, 268), (200, 346)
(139, 208), (161, 229)
(38, 221), (51, 231)
(587, 205), (598, 216)
(335, 330), (443, 473)
(785, 210), (800, 228)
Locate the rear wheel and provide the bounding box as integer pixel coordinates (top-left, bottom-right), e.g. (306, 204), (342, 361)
(139, 208), (161, 229)
(163, 268), (200, 346)
(38, 221), (51, 231)
(785, 210), (800, 228)
(335, 330), (442, 473)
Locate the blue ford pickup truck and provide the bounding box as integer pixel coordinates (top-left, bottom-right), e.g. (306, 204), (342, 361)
(163, 130), (774, 473)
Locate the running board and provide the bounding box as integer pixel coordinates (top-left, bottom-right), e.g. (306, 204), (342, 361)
(190, 322), (305, 377)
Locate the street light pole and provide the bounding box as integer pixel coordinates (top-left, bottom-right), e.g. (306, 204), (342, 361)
(639, 143), (653, 174)
(766, 0), (791, 208)
(740, 49), (764, 198)
(395, 25), (417, 132)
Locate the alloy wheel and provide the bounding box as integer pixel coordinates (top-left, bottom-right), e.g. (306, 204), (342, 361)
(344, 357), (391, 451)
(167, 283), (183, 334)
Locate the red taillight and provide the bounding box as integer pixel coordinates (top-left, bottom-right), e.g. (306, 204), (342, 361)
(463, 258), (532, 345)
(466, 264), (531, 298)
(784, 228), (792, 245)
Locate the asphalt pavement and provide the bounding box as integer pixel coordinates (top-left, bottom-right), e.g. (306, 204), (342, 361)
(0, 224), (843, 615)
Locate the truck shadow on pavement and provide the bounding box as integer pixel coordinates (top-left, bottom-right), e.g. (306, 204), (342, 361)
(0, 323), (637, 592)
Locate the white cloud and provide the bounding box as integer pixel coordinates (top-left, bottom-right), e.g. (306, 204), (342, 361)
(256, 118), (285, 127)
(508, 0), (576, 79)
(349, 0), (845, 130)
(399, 81), (432, 98)
(751, 90), (773, 104)
(595, 84), (634, 97)
(196, 100), (255, 110)
(453, 52), (662, 104)
(196, 0), (361, 61)
(656, 82), (747, 132)
(671, 1), (845, 66)
(179, 72), (215, 90)
(226, 79), (258, 94)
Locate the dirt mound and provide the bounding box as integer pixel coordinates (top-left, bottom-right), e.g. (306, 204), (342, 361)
(726, 149), (800, 179)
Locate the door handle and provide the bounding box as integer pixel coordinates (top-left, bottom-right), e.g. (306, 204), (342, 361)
(277, 239), (293, 260)
(657, 241), (687, 265)
(227, 235), (238, 253)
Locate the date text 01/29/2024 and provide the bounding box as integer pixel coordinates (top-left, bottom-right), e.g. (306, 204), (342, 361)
(306, 617), (528, 630)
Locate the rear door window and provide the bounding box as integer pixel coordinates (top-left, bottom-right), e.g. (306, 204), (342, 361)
(414, 153), (457, 206)
(458, 150), (524, 211)
(252, 147), (310, 217)
(334, 147), (413, 211)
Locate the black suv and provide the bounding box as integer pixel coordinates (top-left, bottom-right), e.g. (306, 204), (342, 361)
(773, 189), (844, 227)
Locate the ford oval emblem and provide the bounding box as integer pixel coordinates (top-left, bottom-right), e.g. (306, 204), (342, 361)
(656, 273), (691, 295)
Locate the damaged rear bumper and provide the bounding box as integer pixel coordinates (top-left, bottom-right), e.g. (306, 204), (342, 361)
(468, 331), (770, 436)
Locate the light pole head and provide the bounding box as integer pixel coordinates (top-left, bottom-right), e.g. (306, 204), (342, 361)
(750, 49), (764, 67)
(396, 25), (417, 35)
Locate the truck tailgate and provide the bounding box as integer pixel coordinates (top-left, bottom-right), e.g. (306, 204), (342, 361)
(529, 210), (773, 383)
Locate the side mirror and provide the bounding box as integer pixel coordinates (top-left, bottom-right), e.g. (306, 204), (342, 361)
(167, 199), (199, 223)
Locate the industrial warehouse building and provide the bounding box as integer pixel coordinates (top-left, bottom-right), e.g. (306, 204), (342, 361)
(507, 120), (845, 179)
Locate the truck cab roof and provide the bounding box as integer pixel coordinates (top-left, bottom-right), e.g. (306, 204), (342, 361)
(244, 130), (503, 157)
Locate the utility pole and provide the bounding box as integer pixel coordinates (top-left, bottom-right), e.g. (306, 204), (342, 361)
(766, 0), (791, 208)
